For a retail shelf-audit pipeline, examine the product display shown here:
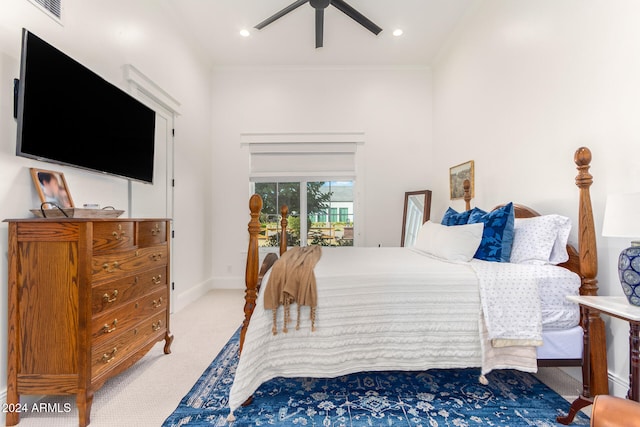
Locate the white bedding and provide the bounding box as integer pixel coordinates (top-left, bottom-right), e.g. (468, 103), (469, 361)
(228, 247), (581, 414)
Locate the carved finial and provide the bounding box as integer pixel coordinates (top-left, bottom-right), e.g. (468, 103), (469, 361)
(574, 146), (592, 167)
(463, 179), (472, 211)
(280, 205), (289, 256)
(249, 194), (263, 215)
(574, 147), (593, 189)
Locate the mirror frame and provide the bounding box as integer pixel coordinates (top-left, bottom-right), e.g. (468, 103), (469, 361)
(401, 190), (432, 247)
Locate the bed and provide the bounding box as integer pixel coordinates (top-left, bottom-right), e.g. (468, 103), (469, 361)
(229, 147), (607, 423)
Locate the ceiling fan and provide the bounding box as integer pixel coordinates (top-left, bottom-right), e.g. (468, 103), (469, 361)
(254, 0), (383, 48)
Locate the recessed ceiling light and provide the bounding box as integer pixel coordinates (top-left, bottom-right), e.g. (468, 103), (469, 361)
(240, 29), (251, 37)
(393, 29), (403, 37)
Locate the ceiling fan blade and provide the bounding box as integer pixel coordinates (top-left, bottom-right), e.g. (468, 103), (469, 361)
(255, 0), (309, 30)
(316, 8), (324, 48)
(330, 0), (382, 35)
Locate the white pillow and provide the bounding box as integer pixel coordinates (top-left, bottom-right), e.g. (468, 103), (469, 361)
(549, 216), (571, 264)
(413, 220), (484, 262)
(510, 215), (571, 265)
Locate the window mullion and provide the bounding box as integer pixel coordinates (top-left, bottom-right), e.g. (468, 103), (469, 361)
(300, 181), (308, 246)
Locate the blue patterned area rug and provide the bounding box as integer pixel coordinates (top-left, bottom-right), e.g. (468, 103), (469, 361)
(163, 328), (589, 426)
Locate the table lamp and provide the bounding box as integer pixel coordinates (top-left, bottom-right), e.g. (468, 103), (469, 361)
(602, 193), (640, 306)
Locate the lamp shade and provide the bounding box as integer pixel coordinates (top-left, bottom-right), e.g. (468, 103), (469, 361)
(602, 193), (640, 238)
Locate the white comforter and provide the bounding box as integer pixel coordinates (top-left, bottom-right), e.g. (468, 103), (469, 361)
(228, 247), (578, 414)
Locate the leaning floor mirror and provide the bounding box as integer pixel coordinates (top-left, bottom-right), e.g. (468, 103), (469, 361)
(401, 190), (433, 247)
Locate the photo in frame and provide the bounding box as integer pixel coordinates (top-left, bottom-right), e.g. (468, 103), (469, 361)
(30, 168), (74, 208)
(449, 160), (474, 200)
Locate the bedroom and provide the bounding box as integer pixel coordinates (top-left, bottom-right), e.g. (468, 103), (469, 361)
(0, 0), (639, 424)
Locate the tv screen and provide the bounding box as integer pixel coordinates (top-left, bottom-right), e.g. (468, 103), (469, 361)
(16, 29), (156, 183)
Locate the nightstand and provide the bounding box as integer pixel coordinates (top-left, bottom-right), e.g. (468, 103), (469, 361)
(558, 295), (639, 425)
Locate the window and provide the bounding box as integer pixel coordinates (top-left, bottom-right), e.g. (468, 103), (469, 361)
(243, 132), (363, 248)
(255, 181), (354, 247)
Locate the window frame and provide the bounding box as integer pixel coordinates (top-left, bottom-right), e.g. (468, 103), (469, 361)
(252, 179), (356, 248)
(242, 131), (365, 250)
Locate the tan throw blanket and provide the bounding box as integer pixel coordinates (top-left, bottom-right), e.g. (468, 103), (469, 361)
(264, 245), (322, 334)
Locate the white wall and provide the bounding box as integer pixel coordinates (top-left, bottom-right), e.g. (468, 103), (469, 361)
(209, 66), (434, 288)
(432, 0), (640, 396)
(0, 0), (212, 402)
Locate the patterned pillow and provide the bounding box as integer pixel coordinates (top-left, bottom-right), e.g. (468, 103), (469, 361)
(441, 207), (486, 225)
(467, 202), (515, 262)
(510, 215), (571, 265)
(441, 207), (472, 225)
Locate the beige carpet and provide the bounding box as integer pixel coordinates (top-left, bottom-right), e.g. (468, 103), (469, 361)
(7, 289), (588, 427)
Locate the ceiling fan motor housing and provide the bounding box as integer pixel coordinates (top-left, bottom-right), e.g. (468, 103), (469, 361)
(310, 0), (331, 9)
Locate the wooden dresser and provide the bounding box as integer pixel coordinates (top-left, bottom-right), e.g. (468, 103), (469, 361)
(5, 218), (174, 427)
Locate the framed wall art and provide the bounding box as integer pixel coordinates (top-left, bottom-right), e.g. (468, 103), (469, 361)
(449, 160), (474, 200)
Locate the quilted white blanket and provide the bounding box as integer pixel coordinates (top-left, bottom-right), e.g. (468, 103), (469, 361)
(228, 247), (553, 414)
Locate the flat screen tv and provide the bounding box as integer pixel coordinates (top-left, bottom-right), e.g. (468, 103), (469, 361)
(16, 29), (156, 184)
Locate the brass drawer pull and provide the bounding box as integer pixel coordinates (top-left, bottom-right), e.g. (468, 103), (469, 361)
(150, 253), (163, 261)
(102, 261), (119, 273)
(151, 224), (161, 236)
(103, 290), (118, 303)
(101, 347), (117, 363)
(102, 319), (118, 334)
(112, 224), (125, 240)
(152, 274), (162, 285)
(152, 320), (163, 331)
(152, 298), (163, 308)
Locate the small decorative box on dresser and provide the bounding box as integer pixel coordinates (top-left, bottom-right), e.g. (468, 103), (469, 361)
(4, 218), (174, 427)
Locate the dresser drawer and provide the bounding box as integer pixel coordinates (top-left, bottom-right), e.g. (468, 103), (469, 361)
(92, 288), (168, 343)
(92, 310), (167, 379)
(92, 266), (167, 315)
(92, 222), (135, 252)
(92, 245), (168, 283)
(137, 221), (168, 247)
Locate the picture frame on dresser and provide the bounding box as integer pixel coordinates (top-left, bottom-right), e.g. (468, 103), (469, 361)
(449, 160), (474, 200)
(30, 167), (74, 208)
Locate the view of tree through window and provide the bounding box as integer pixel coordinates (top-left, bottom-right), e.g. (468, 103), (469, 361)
(254, 181), (354, 247)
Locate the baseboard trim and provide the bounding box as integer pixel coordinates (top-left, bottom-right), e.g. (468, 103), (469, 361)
(609, 370), (629, 398)
(211, 276), (244, 290)
(173, 279), (212, 312)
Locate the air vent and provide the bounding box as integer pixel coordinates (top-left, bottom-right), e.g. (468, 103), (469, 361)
(29, 0), (62, 19)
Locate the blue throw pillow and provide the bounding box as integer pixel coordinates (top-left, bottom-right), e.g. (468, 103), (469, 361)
(441, 207), (473, 226)
(467, 202), (515, 262)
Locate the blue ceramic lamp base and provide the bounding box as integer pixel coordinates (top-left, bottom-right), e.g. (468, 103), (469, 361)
(619, 243), (640, 306)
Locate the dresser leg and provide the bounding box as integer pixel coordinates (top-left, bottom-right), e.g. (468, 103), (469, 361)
(164, 331), (174, 354)
(5, 378), (19, 426)
(77, 392), (94, 427)
(5, 397), (20, 426)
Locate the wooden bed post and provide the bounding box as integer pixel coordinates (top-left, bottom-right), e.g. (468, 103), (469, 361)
(575, 147), (598, 296)
(280, 205), (288, 256)
(463, 179), (471, 211)
(574, 146), (609, 397)
(558, 147), (609, 425)
(240, 194), (263, 354)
